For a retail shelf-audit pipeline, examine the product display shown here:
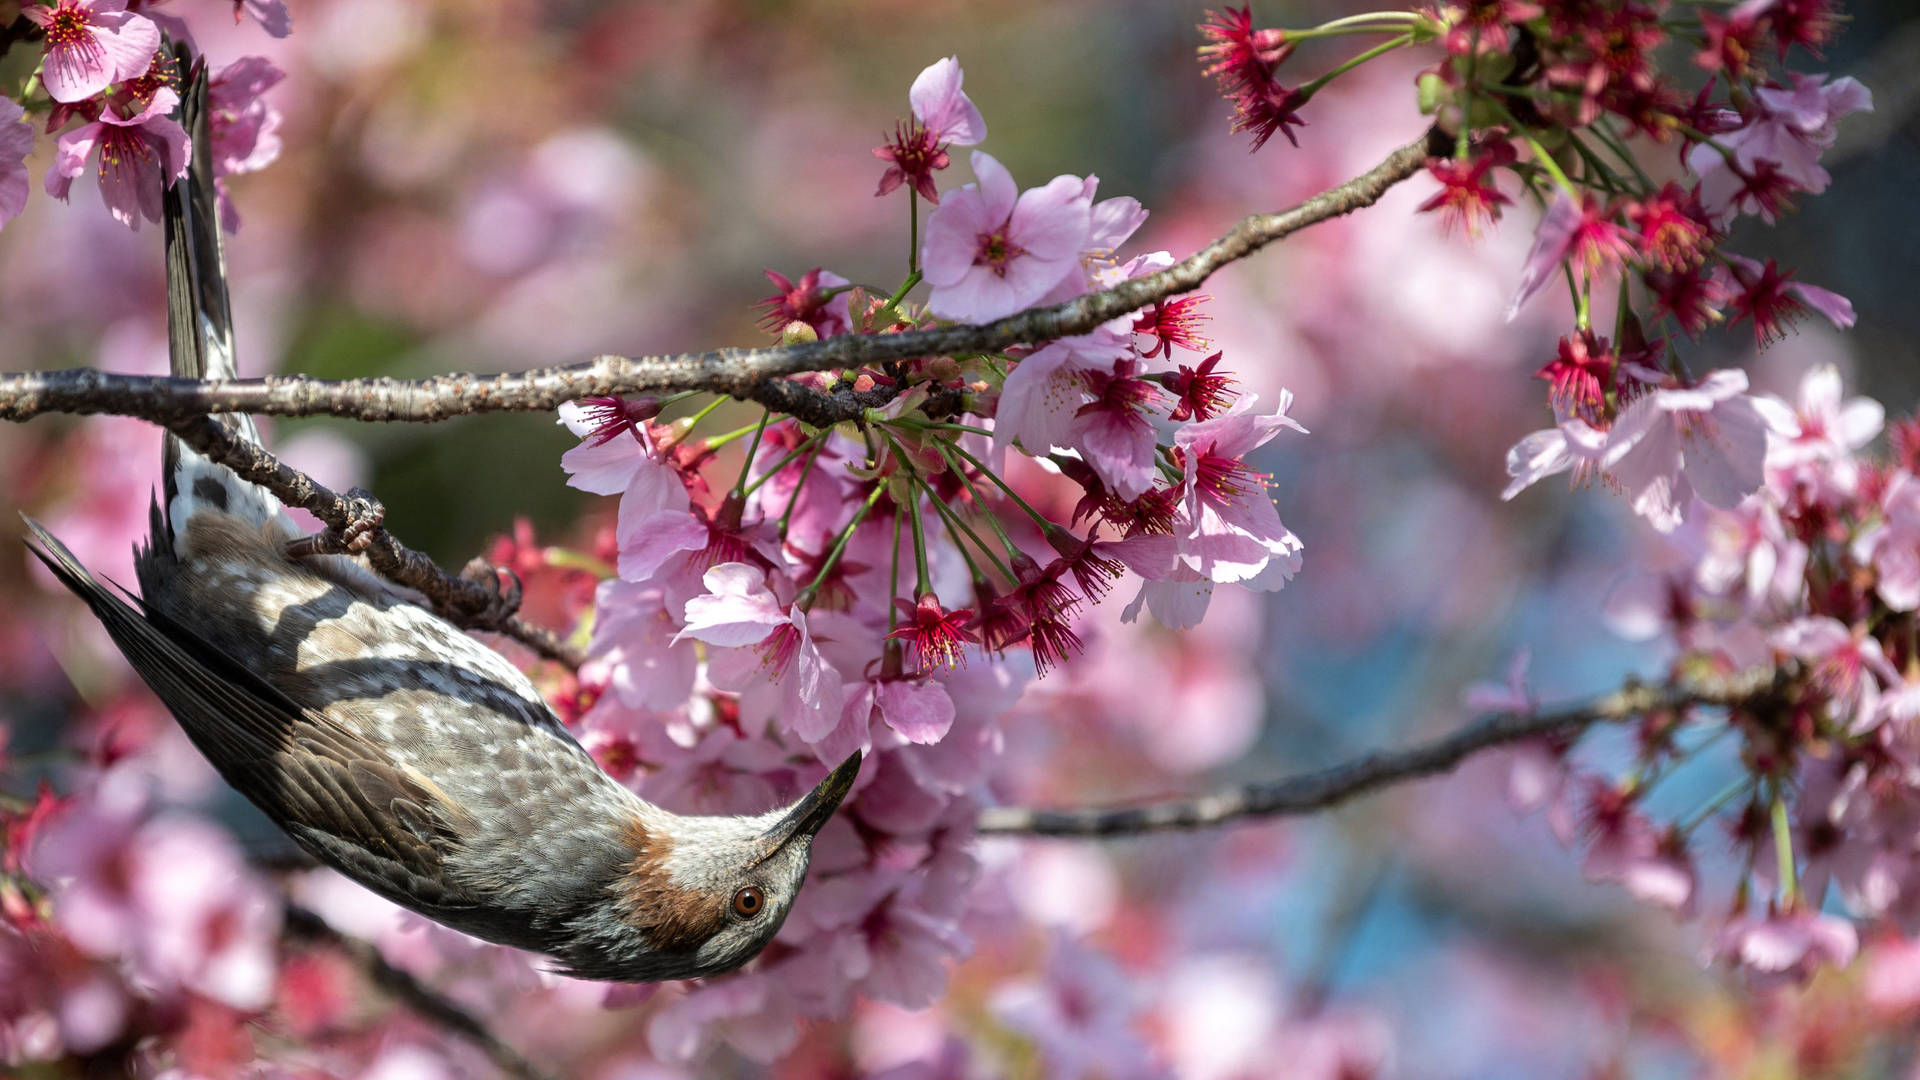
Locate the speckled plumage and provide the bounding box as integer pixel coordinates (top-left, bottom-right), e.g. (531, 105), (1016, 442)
(24, 57), (858, 984)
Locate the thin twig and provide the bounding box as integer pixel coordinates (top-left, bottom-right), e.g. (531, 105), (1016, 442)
(173, 417), (582, 667)
(975, 672), (1773, 837)
(0, 130), (1442, 426)
(282, 905), (557, 1080)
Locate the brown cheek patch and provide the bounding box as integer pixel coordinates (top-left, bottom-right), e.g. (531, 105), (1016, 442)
(616, 819), (729, 954)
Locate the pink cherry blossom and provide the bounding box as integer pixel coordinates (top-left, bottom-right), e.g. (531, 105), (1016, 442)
(1690, 73), (1872, 222)
(991, 334), (1131, 464)
(844, 677), (956, 749)
(1068, 365), (1168, 502)
(990, 933), (1164, 1080)
(0, 97), (29, 230)
(921, 151), (1092, 322)
(1171, 392), (1307, 588)
(45, 87), (190, 229)
(586, 578), (697, 710)
(677, 563), (846, 744)
(1500, 416), (1609, 500)
(235, 0), (291, 38)
(206, 56), (285, 230)
(1601, 369), (1771, 532)
(1507, 194), (1579, 319)
(1854, 473), (1920, 612)
(22, 0), (160, 104)
(1713, 910), (1858, 981)
(1771, 616), (1899, 732)
(909, 57), (986, 147)
(874, 58), (987, 204)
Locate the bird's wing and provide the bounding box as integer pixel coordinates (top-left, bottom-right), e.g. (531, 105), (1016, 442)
(25, 517), (484, 911)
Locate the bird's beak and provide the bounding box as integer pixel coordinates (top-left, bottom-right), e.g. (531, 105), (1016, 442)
(757, 753), (862, 856)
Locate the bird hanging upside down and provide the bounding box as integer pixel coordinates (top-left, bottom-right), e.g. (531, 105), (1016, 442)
(24, 49), (860, 983)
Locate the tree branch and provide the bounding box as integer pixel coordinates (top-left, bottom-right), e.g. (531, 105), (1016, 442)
(173, 417), (583, 667)
(0, 129), (1442, 426)
(975, 672), (1776, 837)
(282, 905), (557, 1080)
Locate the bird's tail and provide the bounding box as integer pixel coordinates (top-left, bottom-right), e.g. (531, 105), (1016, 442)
(159, 43), (287, 545)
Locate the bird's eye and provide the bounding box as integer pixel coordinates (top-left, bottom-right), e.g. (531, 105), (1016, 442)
(732, 886), (765, 919)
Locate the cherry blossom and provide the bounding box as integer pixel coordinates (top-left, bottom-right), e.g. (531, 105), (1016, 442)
(921, 151), (1092, 321)
(22, 0), (160, 104)
(1172, 393), (1307, 588)
(1601, 369), (1771, 532)
(44, 86), (189, 229)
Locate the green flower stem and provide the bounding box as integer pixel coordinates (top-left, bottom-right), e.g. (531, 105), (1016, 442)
(1295, 11), (1423, 34)
(730, 409), (772, 497)
(543, 547), (615, 579)
(1299, 33), (1413, 100)
(945, 442), (1054, 532)
(934, 442), (1030, 561)
(1568, 137), (1630, 196)
(908, 194), (921, 276)
(1282, 23), (1414, 41)
(887, 506), (904, 635)
(776, 441), (828, 537)
(875, 268), (924, 328)
(1591, 118), (1655, 190)
(795, 483), (885, 610)
(923, 475), (1011, 581)
(742, 429), (826, 499)
(891, 417), (994, 439)
(1564, 263), (1588, 330)
(906, 477), (932, 596)
(1771, 788), (1799, 907)
(1520, 132), (1577, 195)
(682, 395), (728, 430)
(704, 419), (766, 450)
(1679, 778), (1754, 836)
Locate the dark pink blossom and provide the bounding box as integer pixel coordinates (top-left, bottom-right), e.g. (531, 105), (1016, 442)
(757, 267), (852, 338)
(887, 593), (979, 673)
(873, 57), (986, 204)
(22, 0), (160, 104)
(1418, 142), (1515, 238)
(1723, 254), (1855, 347)
(44, 86), (189, 229)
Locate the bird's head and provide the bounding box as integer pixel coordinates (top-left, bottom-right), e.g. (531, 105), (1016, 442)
(565, 752), (862, 982)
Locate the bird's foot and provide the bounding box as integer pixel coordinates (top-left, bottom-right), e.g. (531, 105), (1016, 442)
(457, 557), (524, 627)
(285, 488), (388, 560)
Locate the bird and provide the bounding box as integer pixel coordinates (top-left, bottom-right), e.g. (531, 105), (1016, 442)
(22, 51), (861, 983)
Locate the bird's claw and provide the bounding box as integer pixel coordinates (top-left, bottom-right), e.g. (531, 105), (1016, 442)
(284, 488), (388, 560)
(458, 558), (524, 626)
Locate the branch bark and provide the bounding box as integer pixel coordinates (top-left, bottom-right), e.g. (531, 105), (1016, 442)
(174, 417), (583, 666)
(0, 129), (1442, 426)
(975, 672), (1775, 837)
(282, 905), (557, 1080)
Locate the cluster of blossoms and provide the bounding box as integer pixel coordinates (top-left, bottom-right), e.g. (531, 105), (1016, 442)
(0, 0), (1904, 1073)
(0, 0), (287, 233)
(528, 53), (1311, 1058)
(1197, 2), (1867, 535)
(0, 764), (283, 1069)
(1492, 365), (1920, 982)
